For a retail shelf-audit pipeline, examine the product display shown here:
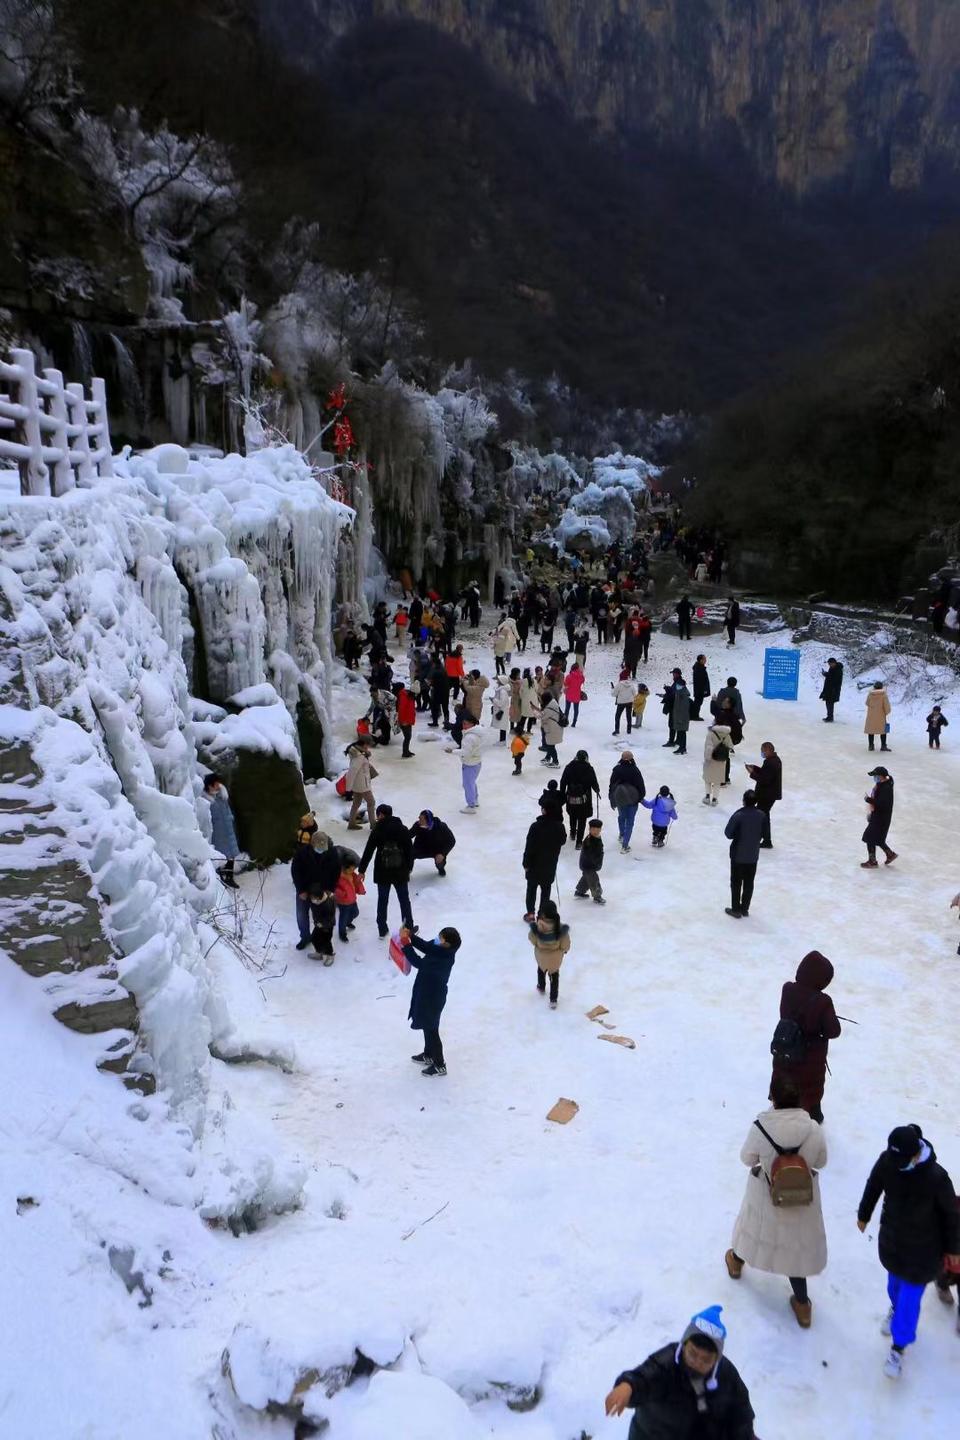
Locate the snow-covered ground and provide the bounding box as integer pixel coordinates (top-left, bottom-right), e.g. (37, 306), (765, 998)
(4, 621), (960, 1438)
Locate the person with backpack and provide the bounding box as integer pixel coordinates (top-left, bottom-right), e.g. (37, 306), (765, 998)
(703, 721), (734, 806)
(857, 1124), (960, 1378)
(409, 810), (456, 878)
(724, 1074), (828, 1329)
(609, 751), (646, 853)
(559, 748), (600, 849)
(604, 1305), (756, 1438)
(522, 804), (567, 922)
(358, 803), (415, 938)
(537, 690), (565, 768)
(574, 818), (605, 904)
(528, 899), (571, 1008)
(401, 924), (462, 1077)
(819, 658), (843, 722)
(770, 951), (841, 1123)
(862, 766), (896, 868)
(641, 785), (678, 847)
(745, 741), (782, 848)
(724, 790), (765, 918)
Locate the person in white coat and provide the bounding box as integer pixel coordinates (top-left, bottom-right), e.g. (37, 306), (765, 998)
(457, 716), (484, 811)
(538, 692), (565, 768)
(724, 1074), (828, 1328)
(492, 614), (519, 675)
(611, 668), (638, 736)
(490, 676), (512, 743)
(702, 723), (734, 805)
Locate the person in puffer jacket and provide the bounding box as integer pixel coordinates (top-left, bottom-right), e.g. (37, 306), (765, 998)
(641, 786), (678, 847)
(611, 668), (638, 735)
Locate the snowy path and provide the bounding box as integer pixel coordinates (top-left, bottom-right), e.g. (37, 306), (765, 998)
(204, 620), (960, 1439)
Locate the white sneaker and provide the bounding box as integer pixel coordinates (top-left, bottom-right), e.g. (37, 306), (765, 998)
(881, 1307), (893, 1337)
(702, 795), (712, 806)
(883, 1348), (902, 1380)
(460, 805), (478, 814)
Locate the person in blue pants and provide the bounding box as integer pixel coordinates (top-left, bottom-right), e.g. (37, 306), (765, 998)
(608, 751), (645, 855)
(857, 1123), (960, 1379)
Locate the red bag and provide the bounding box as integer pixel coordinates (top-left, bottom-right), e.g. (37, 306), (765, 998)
(696, 606), (705, 619)
(389, 932), (411, 975)
(335, 773), (348, 796)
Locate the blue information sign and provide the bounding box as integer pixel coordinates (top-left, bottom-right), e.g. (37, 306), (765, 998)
(763, 647), (801, 701)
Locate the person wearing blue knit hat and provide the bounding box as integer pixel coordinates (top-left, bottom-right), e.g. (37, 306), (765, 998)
(605, 1304), (756, 1437)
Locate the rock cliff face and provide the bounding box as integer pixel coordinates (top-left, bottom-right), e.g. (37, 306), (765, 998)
(272, 0), (960, 195)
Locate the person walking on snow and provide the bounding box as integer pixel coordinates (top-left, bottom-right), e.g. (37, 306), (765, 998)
(529, 899), (571, 1008)
(203, 773), (240, 888)
(574, 817), (605, 903)
(820, 657), (843, 722)
(455, 715), (483, 812)
(563, 662), (586, 727)
(703, 722), (734, 806)
(402, 925), (462, 1077)
(724, 790), (765, 918)
(537, 690), (565, 768)
(393, 681), (417, 757)
(345, 739), (377, 830)
(358, 804), (414, 938)
(865, 680), (891, 751)
(671, 679), (691, 755)
(609, 751), (646, 853)
(559, 748), (600, 848)
(862, 766), (896, 868)
(492, 613), (519, 675)
(612, 668), (637, 735)
(691, 653), (711, 721)
(724, 597), (741, 647)
(857, 1124), (960, 1379)
(522, 805), (567, 921)
(642, 785), (678, 847)
(725, 1074), (828, 1329)
(745, 740), (781, 848)
(676, 594), (694, 641)
(490, 675), (512, 743)
(770, 950), (841, 1123)
(604, 1305), (756, 1439)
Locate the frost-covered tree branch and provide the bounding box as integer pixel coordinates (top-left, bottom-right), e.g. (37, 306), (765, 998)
(0, 0), (78, 127)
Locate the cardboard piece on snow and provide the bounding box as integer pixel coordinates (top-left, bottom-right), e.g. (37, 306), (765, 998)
(585, 1005), (609, 1020)
(598, 1034), (636, 1050)
(546, 1098), (579, 1124)
(599, 1020), (617, 1029)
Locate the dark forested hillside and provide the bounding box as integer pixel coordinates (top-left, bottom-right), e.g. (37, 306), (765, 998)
(677, 232), (960, 600)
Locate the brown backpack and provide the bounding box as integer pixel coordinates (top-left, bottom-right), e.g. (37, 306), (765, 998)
(754, 1120), (814, 1207)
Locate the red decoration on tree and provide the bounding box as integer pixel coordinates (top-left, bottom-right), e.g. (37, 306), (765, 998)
(326, 382), (347, 413)
(332, 415), (355, 456)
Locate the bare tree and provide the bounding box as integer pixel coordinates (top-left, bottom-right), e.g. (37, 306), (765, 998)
(0, 0), (78, 127)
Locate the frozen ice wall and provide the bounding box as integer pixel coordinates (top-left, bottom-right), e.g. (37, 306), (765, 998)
(0, 443), (352, 1139)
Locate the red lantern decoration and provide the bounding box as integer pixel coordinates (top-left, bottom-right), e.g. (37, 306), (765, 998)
(326, 382), (347, 413)
(332, 415), (355, 457)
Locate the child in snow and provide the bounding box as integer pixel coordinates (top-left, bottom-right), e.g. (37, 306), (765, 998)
(528, 900), (571, 1009)
(538, 778), (564, 823)
(334, 862), (365, 943)
(574, 818), (605, 904)
(642, 785), (678, 847)
(511, 730), (530, 774)
(632, 684), (649, 728)
(927, 706), (949, 749)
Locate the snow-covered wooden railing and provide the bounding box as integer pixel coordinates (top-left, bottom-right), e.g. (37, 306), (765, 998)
(0, 347), (113, 496)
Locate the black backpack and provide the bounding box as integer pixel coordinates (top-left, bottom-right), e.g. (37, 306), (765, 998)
(379, 839), (406, 876)
(770, 1018), (807, 1066)
(710, 730), (728, 761)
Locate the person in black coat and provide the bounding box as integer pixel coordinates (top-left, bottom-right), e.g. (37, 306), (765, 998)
(858, 1124), (960, 1376)
(359, 804), (415, 936)
(402, 925), (462, 1076)
(409, 810), (456, 877)
(819, 657), (843, 722)
(861, 767), (896, 868)
(605, 1305), (755, 1440)
(745, 741), (782, 848)
(660, 668), (684, 747)
(522, 807), (567, 921)
(690, 654), (710, 721)
(558, 748), (600, 848)
(723, 791), (765, 918)
(676, 595), (694, 641)
(291, 832), (341, 954)
(724, 597), (741, 647)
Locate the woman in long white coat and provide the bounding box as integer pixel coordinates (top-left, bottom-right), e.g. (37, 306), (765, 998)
(702, 722), (734, 805)
(725, 1074), (828, 1328)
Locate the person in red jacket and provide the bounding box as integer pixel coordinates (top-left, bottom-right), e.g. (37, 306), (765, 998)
(392, 682), (417, 758)
(770, 950), (841, 1123)
(445, 645), (465, 699)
